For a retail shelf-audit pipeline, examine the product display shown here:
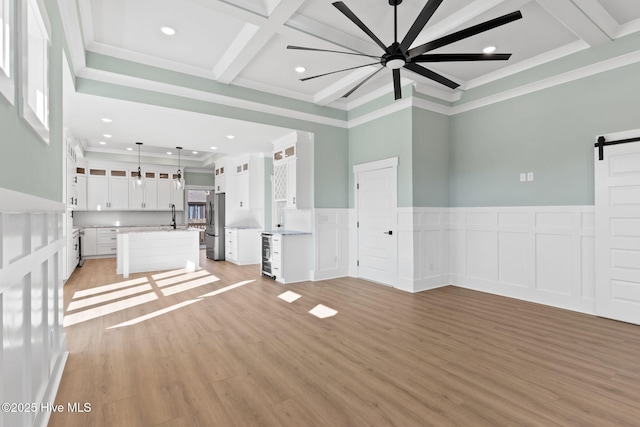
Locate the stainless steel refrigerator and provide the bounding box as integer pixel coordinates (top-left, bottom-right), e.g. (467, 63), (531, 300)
(205, 192), (225, 260)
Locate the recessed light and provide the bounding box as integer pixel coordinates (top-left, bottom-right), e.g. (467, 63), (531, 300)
(101, 117), (112, 123)
(483, 46), (496, 53)
(99, 141), (106, 145)
(295, 66), (306, 73)
(211, 146), (218, 150)
(126, 147), (133, 151)
(227, 135), (235, 139)
(103, 134), (112, 138)
(192, 151), (198, 154)
(161, 26), (176, 36)
(167, 151), (172, 155)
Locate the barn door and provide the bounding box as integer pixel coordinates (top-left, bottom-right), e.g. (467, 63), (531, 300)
(595, 131), (640, 325)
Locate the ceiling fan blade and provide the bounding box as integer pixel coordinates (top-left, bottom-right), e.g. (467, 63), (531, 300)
(343, 67), (385, 98)
(300, 62), (380, 82)
(403, 62), (459, 89)
(412, 53), (512, 62)
(333, 2), (388, 52)
(399, 0), (444, 52)
(408, 11), (523, 58)
(287, 45), (382, 60)
(393, 69), (402, 100)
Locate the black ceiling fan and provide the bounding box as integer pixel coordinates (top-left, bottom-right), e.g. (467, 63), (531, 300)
(288, 0), (522, 100)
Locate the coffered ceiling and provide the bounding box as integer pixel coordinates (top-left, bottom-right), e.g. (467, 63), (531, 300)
(61, 0), (640, 162)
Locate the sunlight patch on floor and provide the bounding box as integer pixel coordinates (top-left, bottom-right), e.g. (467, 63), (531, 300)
(63, 292), (158, 327)
(161, 275), (221, 296)
(67, 284), (153, 311)
(108, 299), (202, 328)
(72, 277), (148, 298)
(155, 270), (212, 288)
(309, 304), (338, 319)
(278, 291), (302, 303)
(198, 280), (255, 297)
(151, 267), (200, 281)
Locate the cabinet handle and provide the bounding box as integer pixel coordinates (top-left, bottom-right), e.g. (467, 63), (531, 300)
(70, 197), (74, 204)
(293, 196), (296, 205)
(74, 198), (77, 205)
(74, 176), (77, 183)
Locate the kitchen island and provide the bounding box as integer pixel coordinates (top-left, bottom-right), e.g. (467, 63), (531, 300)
(116, 227), (200, 278)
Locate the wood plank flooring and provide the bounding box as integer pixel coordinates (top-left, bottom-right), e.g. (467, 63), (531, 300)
(50, 253), (640, 426)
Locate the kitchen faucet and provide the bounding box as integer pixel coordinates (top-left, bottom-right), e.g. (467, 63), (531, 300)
(171, 204), (176, 229)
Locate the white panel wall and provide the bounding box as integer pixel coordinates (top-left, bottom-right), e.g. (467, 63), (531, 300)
(396, 208), (450, 292)
(0, 190), (69, 427)
(313, 209), (349, 281)
(343, 205), (596, 315)
(450, 206), (596, 314)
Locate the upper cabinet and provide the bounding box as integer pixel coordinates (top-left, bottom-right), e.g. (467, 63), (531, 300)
(130, 171), (158, 209)
(272, 132), (311, 209)
(84, 161), (189, 211)
(87, 167), (129, 210)
(233, 155), (264, 210)
(214, 160), (226, 194)
(157, 172), (185, 211)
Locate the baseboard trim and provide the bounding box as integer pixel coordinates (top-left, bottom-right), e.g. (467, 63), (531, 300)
(34, 349), (69, 427)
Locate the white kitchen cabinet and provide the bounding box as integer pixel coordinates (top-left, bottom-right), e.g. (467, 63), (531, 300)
(225, 228), (260, 265)
(271, 134), (311, 209)
(97, 228), (118, 256)
(271, 233), (311, 284)
(81, 227), (118, 257)
(215, 161), (226, 193)
(157, 172), (184, 211)
(82, 228), (97, 256)
(129, 171), (158, 209)
(87, 167), (129, 210)
(67, 228), (80, 279)
(76, 166), (87, 210)
(232, 156), (264, 210)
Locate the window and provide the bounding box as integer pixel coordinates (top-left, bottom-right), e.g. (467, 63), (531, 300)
(0, 0), (14, 103)
(20, 0), (50, 143)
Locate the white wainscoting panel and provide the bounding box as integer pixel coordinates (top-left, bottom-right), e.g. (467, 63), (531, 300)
(450, 206), (596, 314)
(0, 190), (68, 427)
(395, 208), (450, 292)
(313, 209), (350, 281)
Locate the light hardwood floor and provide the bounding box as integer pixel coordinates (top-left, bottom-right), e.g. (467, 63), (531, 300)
(50, 252), (640, 426)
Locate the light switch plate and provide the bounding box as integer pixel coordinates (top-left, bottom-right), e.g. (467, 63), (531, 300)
(527, 172), (534, 181)
(520, 173), (526, 182)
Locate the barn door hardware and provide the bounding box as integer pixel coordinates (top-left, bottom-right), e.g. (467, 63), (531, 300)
(596, 135), (640, 160)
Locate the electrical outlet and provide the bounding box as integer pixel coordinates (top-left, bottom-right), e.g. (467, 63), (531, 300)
(527, 172), (534, 181)
(520, 173), (526, 182)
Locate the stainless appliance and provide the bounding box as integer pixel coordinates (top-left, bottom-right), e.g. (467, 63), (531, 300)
(261, 232), (274, 278)
(205, 192), (225, 260)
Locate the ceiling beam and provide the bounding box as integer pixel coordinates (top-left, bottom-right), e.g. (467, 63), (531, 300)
(536, 0), (611, 47)
(214, 0), (306, 84)
(571, 0), (621, 39)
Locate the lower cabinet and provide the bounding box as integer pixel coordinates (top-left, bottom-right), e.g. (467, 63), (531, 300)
(82, 227), (118, 257)
(272, 233), (311, 284)
(225, 228), (261, 265)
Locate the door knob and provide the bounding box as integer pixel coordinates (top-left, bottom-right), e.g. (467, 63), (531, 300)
(383, 230), (393, 235)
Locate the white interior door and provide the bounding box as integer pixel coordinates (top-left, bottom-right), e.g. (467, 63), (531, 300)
(595, 133), (640, 325)
(355, 159), (397, 287)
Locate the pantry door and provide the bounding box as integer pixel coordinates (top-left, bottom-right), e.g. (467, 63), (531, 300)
(355, 158), (397, 287)
(595, 130), (640, 325)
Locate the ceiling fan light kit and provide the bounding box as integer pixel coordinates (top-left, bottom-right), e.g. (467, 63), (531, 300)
(288, 0), (522, 100)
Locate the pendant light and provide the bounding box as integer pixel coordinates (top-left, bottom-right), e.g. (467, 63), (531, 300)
(132, 142), (146, 189)
(173, 146), (185, 190)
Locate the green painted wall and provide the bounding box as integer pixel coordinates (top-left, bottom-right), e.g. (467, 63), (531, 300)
(0, 2), (64, 202)
(412, 108), (449, 207)
(348, 108), (413, 207)
(450, 61), (640, 207)
(185, 171), (214, 186)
